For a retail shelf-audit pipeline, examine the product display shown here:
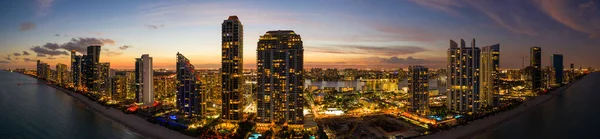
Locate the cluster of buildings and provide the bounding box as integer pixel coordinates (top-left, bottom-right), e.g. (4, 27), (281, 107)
(407, 39), (575, 116)
(31, 15), (590, 138)
(35, 15), (306, 134)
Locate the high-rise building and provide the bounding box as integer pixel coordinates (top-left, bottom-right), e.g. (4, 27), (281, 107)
(99, 62), (111, 96)
(154, 76), (176, 101)
(135, 54), (154, 106)
(447, 39), (481, 113)
(176, 53), (206, 117)
(530, 47), (542, 92)
(542, 66), (554, 89)
(480, 44), (500, 107)
(570, 63), (574, 71)
(85, 46), (101, 92)
(135, 58), (142, 102)
(551, 54), (564, 86)
(256, 30), (304, 131)
(124, 72), (136, 100)
(71, 50), (83, 88)
(112, 71), (136, 101)
(36, 60), (50, 80)
(56, 63), (69, 86)
(221, 15), (244, 122)
(111, 75), (126, 101)
(408, 65), (429, 115)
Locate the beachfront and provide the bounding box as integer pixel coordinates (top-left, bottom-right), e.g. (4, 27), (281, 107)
(37, 75), (195, 139)
(416, 75), (585, 139)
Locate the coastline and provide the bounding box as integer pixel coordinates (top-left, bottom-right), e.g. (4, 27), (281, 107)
(27, 74), (195, 139)
(416, 75), (586, 139)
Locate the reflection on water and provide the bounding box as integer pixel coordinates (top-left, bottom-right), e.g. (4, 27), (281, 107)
(0, 71), (144, 139)
(475, 73), (600, 139)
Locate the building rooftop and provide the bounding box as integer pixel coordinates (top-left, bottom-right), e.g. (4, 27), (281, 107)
(227, 15), (239, 20)
(266, 30), (295, 33)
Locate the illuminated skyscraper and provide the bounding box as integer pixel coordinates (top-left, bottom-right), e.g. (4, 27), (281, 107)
(37, 60), (50, 80)
(112, 72), (136, 101)
(99, 62), (111, 96)
(85, 46), (101, 92)
(530, 47), (542, 92)
(56, 63), (68, 86)
(408, 65), (429, 115)
(135, 58), (142, 102)
(135, 54), (154, 106)
(447, 39), (481, 113)
(551, 54), (564, 86)
(221, 15), (244, 122)
(480, 44), (500, 107)
(176, 53), (205, 117)
(111, 75), (125, 101)
(256, 30), (304, 131)
(71, 50), (83, 88)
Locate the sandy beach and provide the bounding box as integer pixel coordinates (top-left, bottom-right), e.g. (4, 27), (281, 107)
(416, 77), (583, 139)
(43, 80), (195, 139)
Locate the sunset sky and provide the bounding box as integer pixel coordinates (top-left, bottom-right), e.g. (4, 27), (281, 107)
(1, 0), (599, 69)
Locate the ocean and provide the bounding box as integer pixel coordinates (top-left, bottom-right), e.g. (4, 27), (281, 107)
(0, 71), (144, 139)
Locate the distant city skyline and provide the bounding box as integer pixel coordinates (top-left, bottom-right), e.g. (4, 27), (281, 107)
(1, 0), (599, 69)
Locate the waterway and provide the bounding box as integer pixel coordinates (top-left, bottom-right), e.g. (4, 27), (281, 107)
(0, 71), (144, 139)
(475, 72), (600, 139)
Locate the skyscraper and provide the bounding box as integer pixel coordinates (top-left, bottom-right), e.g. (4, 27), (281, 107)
(447, 39), (481, 113)
(408, 65), (429, 116)
(221, 15), (244, 122)
(530, 47), (542, 92)
(71, 50), (83, 88)
(56, 63), (68, 86)
(135, 58), (142, 103)
(551, 54), (564, 86)
(99, 62), (111, 96)
(135, 54), (154, 106)
(256, 30), (304, 131)
(176, 53), (206, 117)
(111, 75), (125, 101)
(37, 60), (49, 80)
(85, 46), (101, 92)
(480, 44), (500, 107)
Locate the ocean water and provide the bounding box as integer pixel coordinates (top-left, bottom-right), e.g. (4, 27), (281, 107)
(0, 71), (144, 139)
(476, 72), (600, 139)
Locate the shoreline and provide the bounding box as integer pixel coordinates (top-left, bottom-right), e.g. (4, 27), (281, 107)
(25, 74), (195, 139)
(416, 75), (586, 139)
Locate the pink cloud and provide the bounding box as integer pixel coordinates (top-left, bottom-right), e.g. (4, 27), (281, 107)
(409, 0), (464, 18)
(535, 0), (600, 38)
(36, 0), (54, 16)
(409, 0), (539, 36)
(468, 1), (538, 36)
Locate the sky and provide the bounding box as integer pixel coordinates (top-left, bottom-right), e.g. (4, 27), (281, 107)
(0, 0), (599, 69)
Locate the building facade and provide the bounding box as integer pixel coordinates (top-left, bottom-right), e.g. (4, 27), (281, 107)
(99, 62), (111, 96)
(85, 46), (101, 93)
(56, 63), (69, 86)
(256, 30), (304, 131)
(111, 75), (126, 101)
(37, 60), (50, 80)
(135, 54), (154, 106)
(71, 50), (83, 88)
(221, 15), (244, 122)
(447, 39), (481, 113)
(176, 53), (206, 117)
(408, 65), (429, 115)
(530, 47), (542, 92)
(480, 44), (499, 107)
(551, 54), (564, 86)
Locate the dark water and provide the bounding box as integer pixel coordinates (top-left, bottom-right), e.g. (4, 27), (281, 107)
(476, 72), (600, 139)
(0, 71), (144, 139)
